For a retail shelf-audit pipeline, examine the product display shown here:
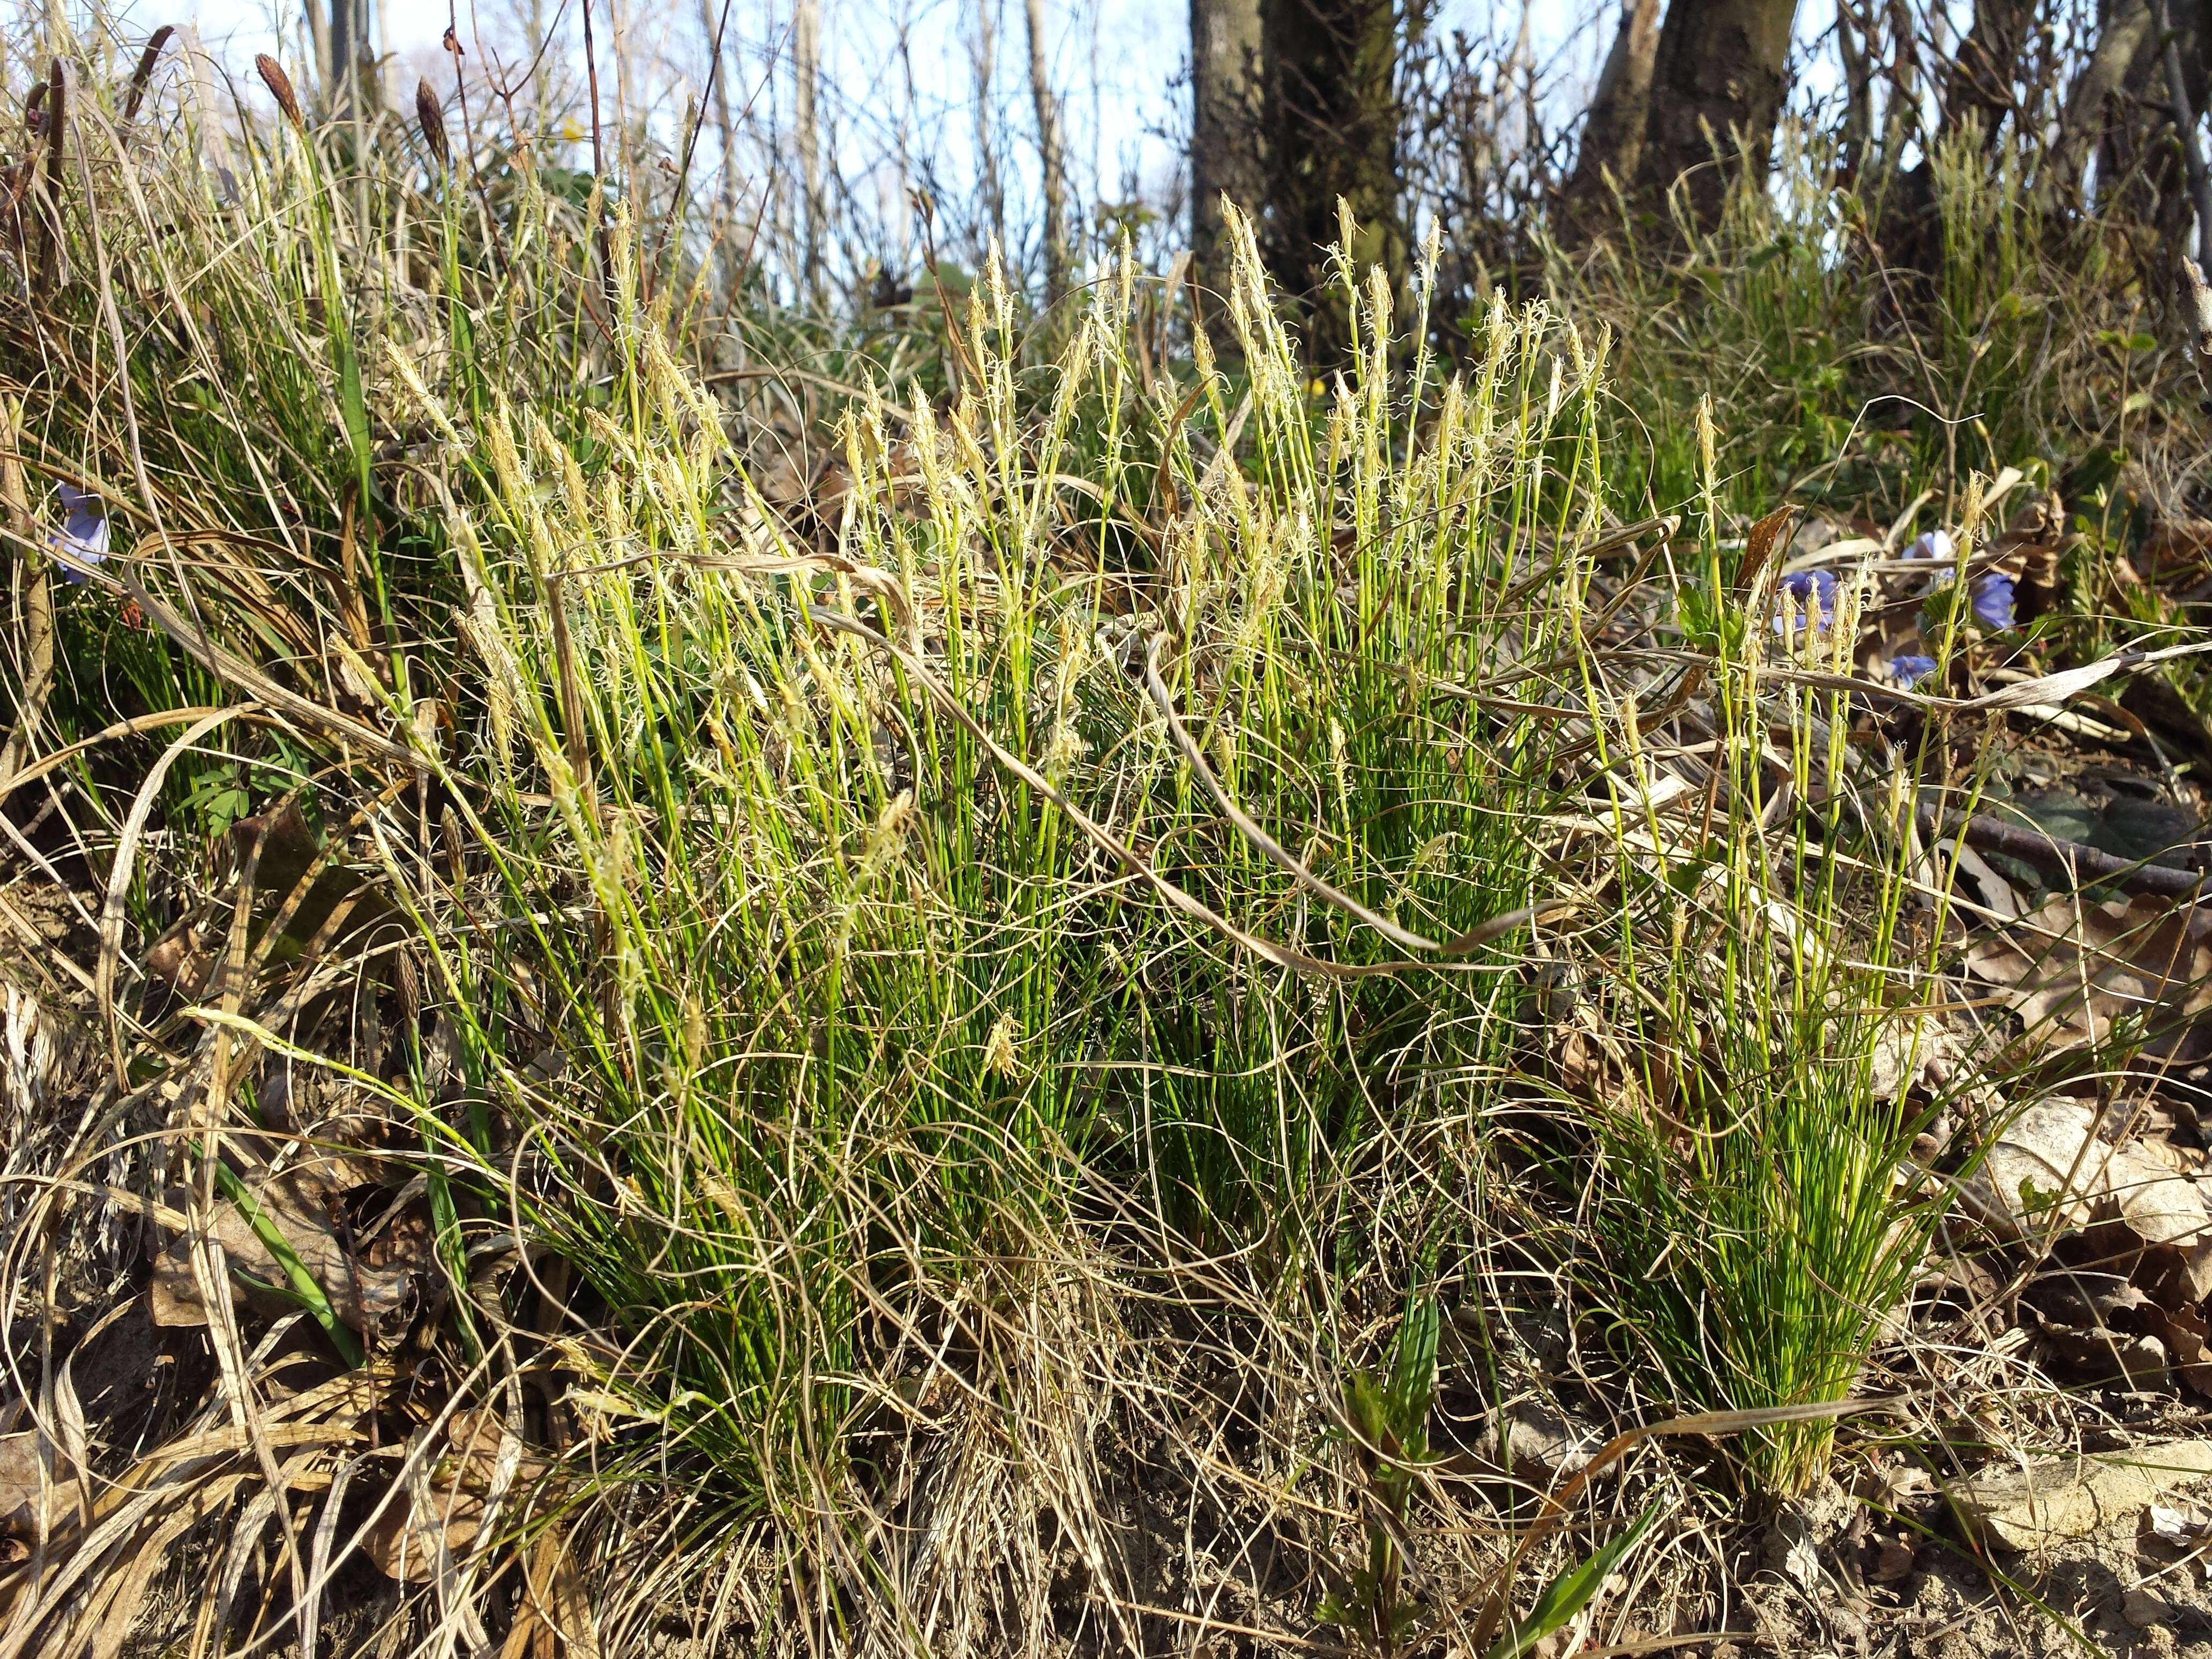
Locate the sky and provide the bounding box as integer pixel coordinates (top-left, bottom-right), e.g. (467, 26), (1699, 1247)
(92, 0), (1845, 290)
(133, 0), (1618, 206)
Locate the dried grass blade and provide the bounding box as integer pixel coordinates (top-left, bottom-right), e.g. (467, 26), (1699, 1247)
(1141, 632), (1574, 955)
(1467, 1397), (1912, 1650)
(94, 706), (247, 1085)
(811, 604), (1551, 977)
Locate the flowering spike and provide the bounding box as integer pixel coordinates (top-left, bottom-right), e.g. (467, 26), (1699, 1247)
(255, 55), (303, 130)
(416, 79), (450, 168)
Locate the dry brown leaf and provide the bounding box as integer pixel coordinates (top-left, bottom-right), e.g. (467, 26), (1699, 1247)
(363, 1409), (557, 1584)
(363, 1199), (437, 1276)
(1868, 1014), (1949, 1101)
(148, 1168), (423, 1334)
(143, 922), (212, 995)
(1965, 1099), (2212, 1313)
(2137, 1135), (2202, 1175)
(1967, 1100), (2114, 1238)
(0, 1431), (77, 1551)
(2030, 1315), (2168, 1387)
(2105, 1141), (2212, 1254)
(2015, 540), (2063, 622)
(2156, 1305), (2212, 1398)
(1964, 893), (2212, 1059)
(365, 1469), (489, 1585)
(2104, 1163), (2212, 1305)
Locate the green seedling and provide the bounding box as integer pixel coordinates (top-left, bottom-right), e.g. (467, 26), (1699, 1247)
(1482, 1503), (1659, 1659)
(210, 1160), (365, 1368)
(1318, 1291), (1440, 1655)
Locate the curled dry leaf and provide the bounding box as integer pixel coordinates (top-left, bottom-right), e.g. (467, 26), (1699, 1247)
(149, 1168), (427, 1335)
(1965, 1100), (2212, 1296)
(0, 1430), (79, 1563)
(1967, 1100), (2114, 1237)
(1495, 1400), (1605, 1482)
(363, 1409), (559, 1583)
(2028, 1312), (2169, 1388)
(1867, 1012), (1950, 1102)
(2154, 1304), (2212, 1398)
(1964, 892), (2212, 1059)
(2144, 1496), (2212, 1546)
(143, 922), (212, 996)
(2108, 1140), (2212, 1261)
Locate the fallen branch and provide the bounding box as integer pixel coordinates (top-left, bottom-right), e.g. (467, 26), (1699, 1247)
(1922, 808), (2204, 899)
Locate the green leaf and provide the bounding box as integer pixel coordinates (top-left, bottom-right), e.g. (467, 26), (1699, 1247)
(1343, 1371), (1393, 1449)
(211, 1162), (365, 1367)
(1483, 1503), (1662, 1659)
(339, 332), (374, 512)
(1386, 1292), (1439, 1440)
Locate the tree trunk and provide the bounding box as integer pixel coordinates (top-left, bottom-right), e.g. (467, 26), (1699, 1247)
(1559, 0), (1662, 229)
(1879, 0), (1919, 166)
(1835, 0), (1872, 181)
(1259, 0), (1404, 362)
(1023, 0), (1070, 306)
(2156, 0), (2212, 270)
(1631, 0), (1802, 227)
(1190, 0), (1266, 305)
(1889, 0), (2059, 284)
(795, 0), (824, 307)
(972, 0), (1006, 266)
(330, 0), (353, 115)
(2080, 0), (2212, 274)
(1938, 0), (2036, 148)
(2056, 0), (2154, 208)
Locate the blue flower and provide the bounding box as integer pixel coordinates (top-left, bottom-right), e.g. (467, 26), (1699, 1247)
(1772, 568), (1836, 636)
(51, 484), (109, 584)
(1970, 572), (2015, 631)
(1885, 654), (1938, 685)
(1907, 529), (1955, 563)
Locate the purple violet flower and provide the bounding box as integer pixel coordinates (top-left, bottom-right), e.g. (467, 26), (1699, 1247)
(1907, 529), (1955, 563)
(1772, 568), (1837, 637)
(51, 484), (109, 585)
(1970, 572), (2016, 631)
(1885, 654), (1938, 685)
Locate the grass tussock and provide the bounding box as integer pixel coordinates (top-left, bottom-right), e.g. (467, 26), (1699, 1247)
(385, 203), (1605, 1625)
